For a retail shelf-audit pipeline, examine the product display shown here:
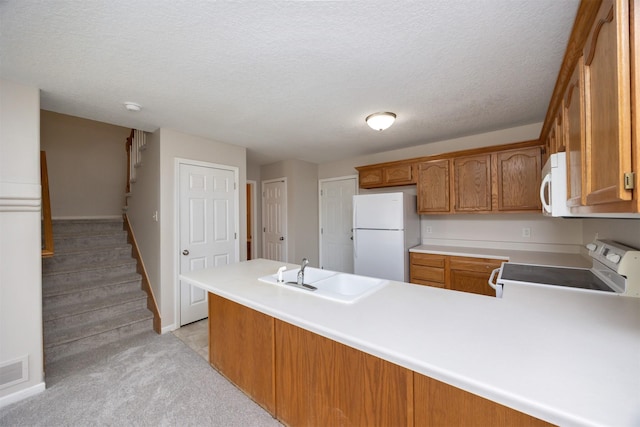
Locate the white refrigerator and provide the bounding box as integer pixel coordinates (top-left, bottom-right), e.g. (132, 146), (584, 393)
(353, 192), (421, 282)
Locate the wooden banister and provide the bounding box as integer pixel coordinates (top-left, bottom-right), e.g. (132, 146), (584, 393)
(125, 129), (134, 194)
(41, 151), (54, 258)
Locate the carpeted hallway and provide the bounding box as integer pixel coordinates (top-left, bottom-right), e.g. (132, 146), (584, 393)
(0, 330), (282, 426)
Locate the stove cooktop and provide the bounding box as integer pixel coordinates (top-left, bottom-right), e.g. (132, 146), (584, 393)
(500, 263), (614, 293)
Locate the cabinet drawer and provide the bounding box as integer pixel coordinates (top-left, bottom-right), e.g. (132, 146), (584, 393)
(410, 278), (446, 288)
(449, 257), (503, 273)
(410, 253), (445, 268)
(410, 265), (445, 283)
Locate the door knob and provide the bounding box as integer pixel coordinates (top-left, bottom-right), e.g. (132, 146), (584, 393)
(182, 250), (189, 255)
(279, 237), (285, 241)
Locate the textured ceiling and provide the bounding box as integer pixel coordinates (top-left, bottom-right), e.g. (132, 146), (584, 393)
(0, 0), (580, 165)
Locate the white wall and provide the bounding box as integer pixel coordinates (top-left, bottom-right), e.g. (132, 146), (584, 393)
(421, 214), (583, 252)
(40, 111), (130, 219)
(126, 130), (162, 312)
(261, 159), (319, 266)
(0, 80), (45, 405)
(247, 156), (262, 258)
(159, 128), (246, 331)
(319, 122), (542, 179)
(581, 218), (640, 249)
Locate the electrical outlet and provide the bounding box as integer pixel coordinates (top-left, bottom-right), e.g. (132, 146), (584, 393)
(522, 227), (531, 238)
(425, 226), (432, 234)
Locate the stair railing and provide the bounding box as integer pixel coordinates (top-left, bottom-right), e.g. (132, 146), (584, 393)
(41, 151), (54, 257)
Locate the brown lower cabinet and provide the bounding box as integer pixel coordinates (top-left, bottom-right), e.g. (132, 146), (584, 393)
(208, 293), (552, 426)
(410, 252), (503, 297)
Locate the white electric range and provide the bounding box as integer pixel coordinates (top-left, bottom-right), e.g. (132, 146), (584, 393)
(489, 239), (640, 298)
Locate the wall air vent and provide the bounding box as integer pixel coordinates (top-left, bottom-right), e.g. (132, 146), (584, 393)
(0, 356), (28, 389)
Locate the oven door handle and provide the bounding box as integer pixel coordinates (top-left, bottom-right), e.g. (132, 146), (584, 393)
(488, 267), (504, 298)
(488, 268), (500, 290)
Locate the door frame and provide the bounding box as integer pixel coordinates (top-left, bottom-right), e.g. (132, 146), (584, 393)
(247, 180), (257, 260)
(174, 157), (240, 328)
(261, 177), (288, 262)
(318, 175), (358, 271)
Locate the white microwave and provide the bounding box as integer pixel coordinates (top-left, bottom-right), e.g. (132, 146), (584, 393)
(540, 152), (572, 217)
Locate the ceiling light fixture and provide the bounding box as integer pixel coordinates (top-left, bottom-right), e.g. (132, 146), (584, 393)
(124, 102), (142, 112)
(365, 112), (396, 131)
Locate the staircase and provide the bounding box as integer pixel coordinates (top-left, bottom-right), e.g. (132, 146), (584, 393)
(42, 219), (153, 365)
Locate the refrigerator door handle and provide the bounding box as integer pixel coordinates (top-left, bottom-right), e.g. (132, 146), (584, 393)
(353, 230), (357, 259)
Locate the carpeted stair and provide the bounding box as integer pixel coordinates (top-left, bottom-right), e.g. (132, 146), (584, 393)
(42, 219), (153, 365)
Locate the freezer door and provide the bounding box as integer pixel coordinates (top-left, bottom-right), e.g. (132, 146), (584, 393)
(354, 229), (405, 281)
(353, 193), (404, 230)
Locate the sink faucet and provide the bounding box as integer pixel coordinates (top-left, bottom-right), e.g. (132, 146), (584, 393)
(297, 258), (309, 285)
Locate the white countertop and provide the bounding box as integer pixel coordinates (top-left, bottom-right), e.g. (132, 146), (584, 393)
(410, 244), (592, 267)
(181, 259), (640, 427)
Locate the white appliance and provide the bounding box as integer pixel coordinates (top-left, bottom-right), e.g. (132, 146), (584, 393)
(353, 192), (421, 282)
(540, 152), (639, 218)
(488, 239), (640, 298)
(540, 152), (572, 217)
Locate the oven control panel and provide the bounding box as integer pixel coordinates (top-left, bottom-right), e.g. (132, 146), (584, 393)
(587, 239), (638, 272)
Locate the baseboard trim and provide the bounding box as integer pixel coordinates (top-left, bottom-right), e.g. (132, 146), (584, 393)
(0, 381), (45, 409)
(161, 324), (177, 334)
(123, 214), (162, 334)
(52, 215), (122, 220)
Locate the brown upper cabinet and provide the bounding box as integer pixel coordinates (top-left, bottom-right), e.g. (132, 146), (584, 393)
(495, 147), (542, 211)
(360, 140), (543, 214)
(582, 0), (632, 207)
(540, 0), (639, 214)
(416, 143), (542, 214)
(417, 159), (450, 213)
(356, 160), (416, 189)
(565, 57), (585, 208)
(454, 154), (492, 212)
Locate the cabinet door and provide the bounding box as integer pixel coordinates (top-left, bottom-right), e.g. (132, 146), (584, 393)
(565, 57), (586, 207)
(275, 319), (412, 426)
(417, 159), (451, 213)
(359, 167), (383, 188)
(414, 373), (553, 427)
(454, 154), (491, 212)
(495, 147), (542, 211)
(449, 257), (502, 297)
(208, 294), (276, 414)
(384, 163), (414, 185)
(583, 0), (632, 205)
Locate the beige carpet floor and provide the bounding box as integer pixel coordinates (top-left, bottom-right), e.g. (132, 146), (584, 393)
(0, 329), (282, 427)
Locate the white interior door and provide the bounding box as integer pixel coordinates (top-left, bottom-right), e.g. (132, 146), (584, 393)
(179, 163), (237, 326)
(319, 177), (356, 272)
(262, 179), (287, 262)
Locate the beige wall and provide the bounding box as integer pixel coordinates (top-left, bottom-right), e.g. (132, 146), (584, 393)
(40, 111), (130, 218)
(159, 128), (246, 331)
(0, 80), (44, 405)
(261, 159), (319, 266)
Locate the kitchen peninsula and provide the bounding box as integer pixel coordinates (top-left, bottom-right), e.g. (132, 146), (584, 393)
(181, 259), (640, 427)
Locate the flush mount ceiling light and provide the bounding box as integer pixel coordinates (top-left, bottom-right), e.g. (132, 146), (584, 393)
(365, 112), (396, 131)
(123, 102), (142, 112)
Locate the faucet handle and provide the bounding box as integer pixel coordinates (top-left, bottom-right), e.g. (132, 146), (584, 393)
(277, 266), (287, 283)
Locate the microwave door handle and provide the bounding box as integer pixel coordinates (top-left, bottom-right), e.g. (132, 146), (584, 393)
(540, 173), (552, 214)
